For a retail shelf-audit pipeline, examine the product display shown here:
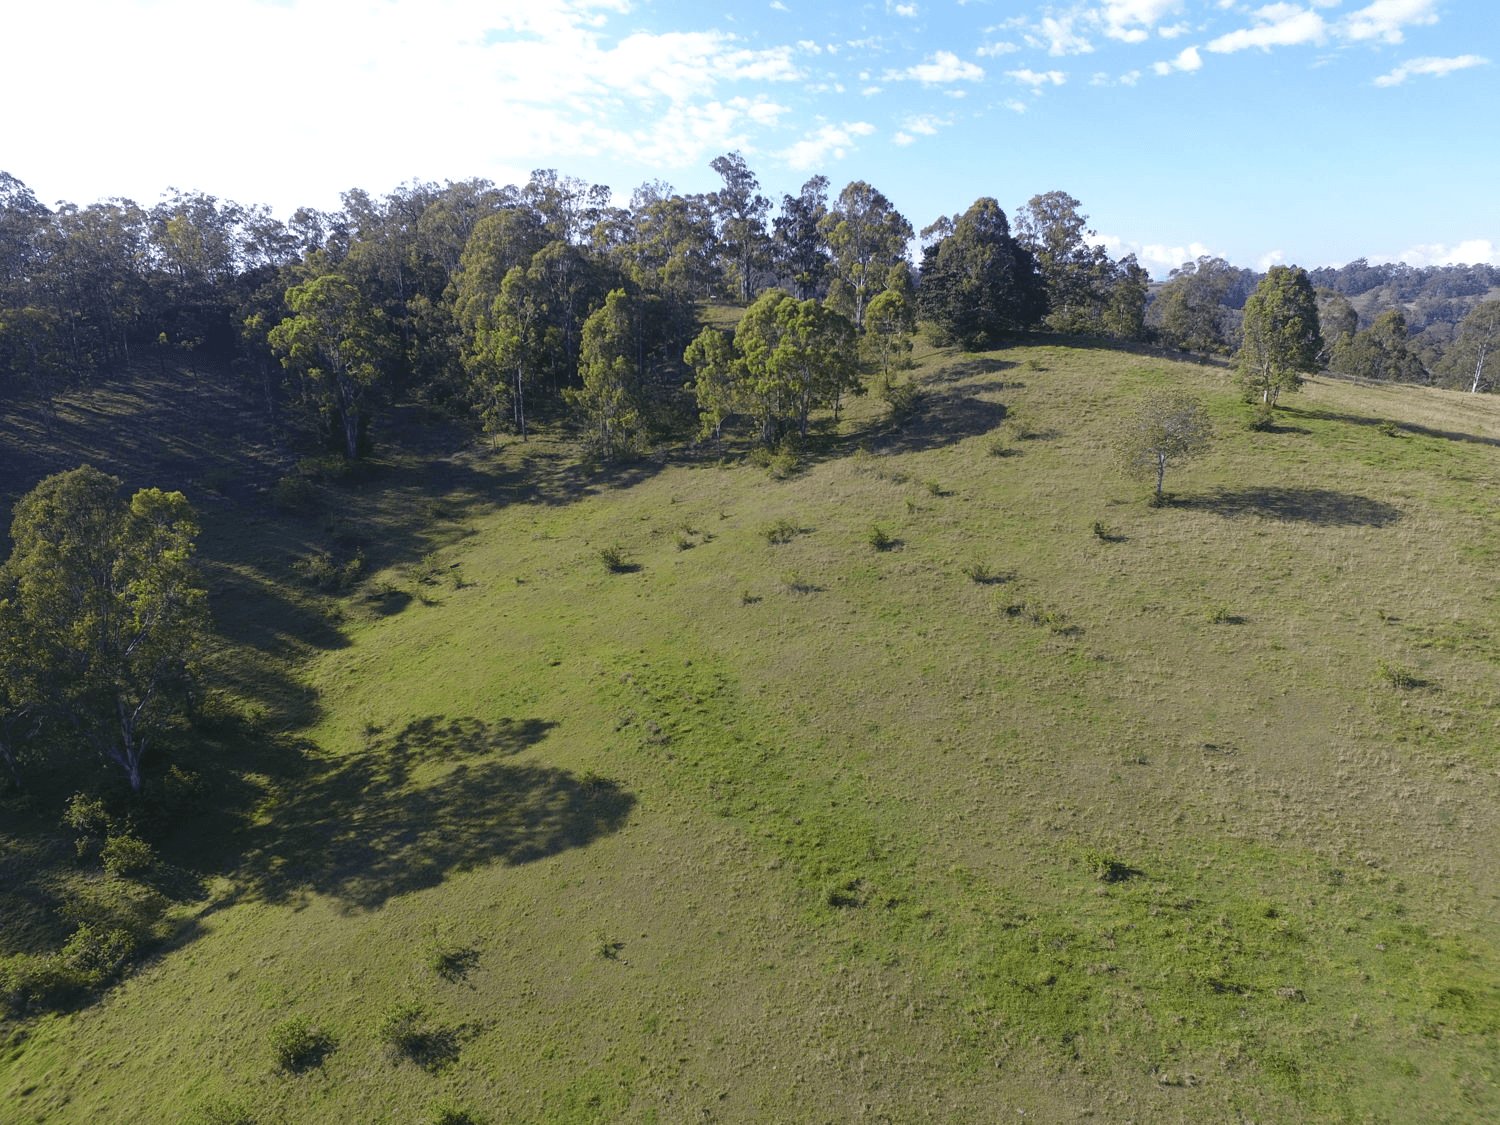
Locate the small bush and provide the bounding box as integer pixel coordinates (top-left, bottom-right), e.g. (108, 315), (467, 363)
(271, 473), (317, 514)
(866, 523), (894, 551)
(429, 1099), (483, 1125)
(377, 1000), (457, 1072)
(767, 449), (799, 479)
(269, 1014), (332, 1072)
(987, 436), (1017, 458)
(294, 549), (364, 592)
(100, 834), (156, 878)
(674, 531), (693, 551)
(923, 479), (943, 496)
(1247, 403), (1276, 431)
(877, 377), (922, 421)
(1023, 357), (1045, 372)
(761, 518), (798, 545)
(1080, 848), (1133, 883)
(961, 560), (1006, 584)
(598, 545), (630, 573)
(423, 936), (479, 982)
(781, 570), (813, 594)
(1377, 419), (1403, 438)
(1377, 659), (1419, 689)
(1205, 604), (1234, 625)
(1091, 521), (1116, 542)
(408, 552), (444, 586)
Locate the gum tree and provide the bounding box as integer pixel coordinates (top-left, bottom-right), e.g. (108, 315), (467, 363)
(1235, 266), (1323, 407)
(1114, 388), (1214, 502)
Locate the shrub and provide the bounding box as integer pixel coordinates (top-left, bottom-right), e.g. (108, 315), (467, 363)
(923, 479), (943, 496)
(1080, 847), (1133, 883)
(1377, 419), (1403, 438)
(423, 936), (478, 982)
(1247, 403), (1276, 431)
(866, 523), (894, 551)
(429, 1099), (483, 1125)
(1091, 521), (1115, 542)
(271, 473), (317, 514)
(100, 834), (156, 878)
(598, 544), (630, 573)
(761, 518), (798, 545)
(377, 1000), (457, 1071)
(960, 560), (1004, 584)
(1377, 659), (1419, 689)
(269, 1014), (332, 1072)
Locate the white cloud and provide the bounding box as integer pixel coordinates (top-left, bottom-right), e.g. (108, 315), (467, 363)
(1004, 99), (1030, 113)
(780, 121), (877, 169)
(1159, 23), (1189, 38)
(977, 40), (1021, 57)
(1008, 68), (1068, 87)
(889, 51), (985, 83)
(1340, 0), (1439, 44)
(4, 0), (827, 212)
(901, 113), (946, 135)
(1028, 13), (1095, 56)
(1373, 54), (1490, 86)
(892, 2), (919, 16)
(1397, 240), (1500, 267)
(1138, 240), (1217, 272)
(1098, 0), (1186, 42)
(771, 1), (788, 10)
(1256, 249), (1286, 270)
(1152, 45), (1203, 74)
(1207, 5), (1328, 53)
(862, 85), (884, 95)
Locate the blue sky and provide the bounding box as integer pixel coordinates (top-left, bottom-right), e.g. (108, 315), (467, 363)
(7, 0), (1494, 274)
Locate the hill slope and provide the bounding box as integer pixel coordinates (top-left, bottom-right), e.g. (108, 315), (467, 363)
(4, 342), (1500, 1123)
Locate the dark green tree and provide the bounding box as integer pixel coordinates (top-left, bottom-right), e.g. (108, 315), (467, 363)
(1235, 266), (1323, 406)
(1151, 256), (1239, 354)
(1440, 299), (1500, 393)
(918, 198), (1045, 348)
(773, 176), (831, 300)
(267, 274), (391, 458)
(3, 466), (206, 792)
(1014, 190), (1116, 334)
(567, 289), (648, 460)
(1331, 310), (1427, 383)
(709, 153), (772, 305)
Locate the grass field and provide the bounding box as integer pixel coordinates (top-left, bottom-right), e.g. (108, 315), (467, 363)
(3, 335), (1499, 1123)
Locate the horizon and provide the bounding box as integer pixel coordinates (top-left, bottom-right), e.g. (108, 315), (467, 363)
(7, 0), (1495, 278)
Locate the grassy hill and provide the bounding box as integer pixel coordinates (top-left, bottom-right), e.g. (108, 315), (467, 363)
(3, 336), (1500, 1123)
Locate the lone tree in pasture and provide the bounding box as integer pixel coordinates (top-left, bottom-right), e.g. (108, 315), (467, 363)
(1235, 266), (1322, 407)
(1114, 388), (1214, 502)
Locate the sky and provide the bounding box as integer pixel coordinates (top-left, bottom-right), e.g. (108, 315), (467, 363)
(5, 0), (1495, 275)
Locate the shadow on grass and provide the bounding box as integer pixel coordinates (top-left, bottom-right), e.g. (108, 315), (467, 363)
(1177, 486), (1403, 527)
(234, 716), (634, 910)
(878, 391), (1009, 455)
(1281, 405), (1500, 448)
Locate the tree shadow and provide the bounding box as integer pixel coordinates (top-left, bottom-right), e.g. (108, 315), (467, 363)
(232, 716), (634, 910)
(925, 356), (1017, 386)
(1176, 486), (1404, 527)
(878, 391), (1009, 455)
(1281, 405), (1500, 448)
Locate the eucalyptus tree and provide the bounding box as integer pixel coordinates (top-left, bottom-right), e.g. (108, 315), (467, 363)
(1235, 266), (1322, 406)
(773, 176), (831, 300)
(1114, 388), (1214, 502)
(1150, 256), (1238, 354)
(2, 465), (206, 792)
(819, 182), (913, 329)
(567, 288), (649, 460)
(709, 152), (772, 305)
(267, 274), (391, 458)
(1014, 191), (1117, 333)
(1441, 299), (1500, 393)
